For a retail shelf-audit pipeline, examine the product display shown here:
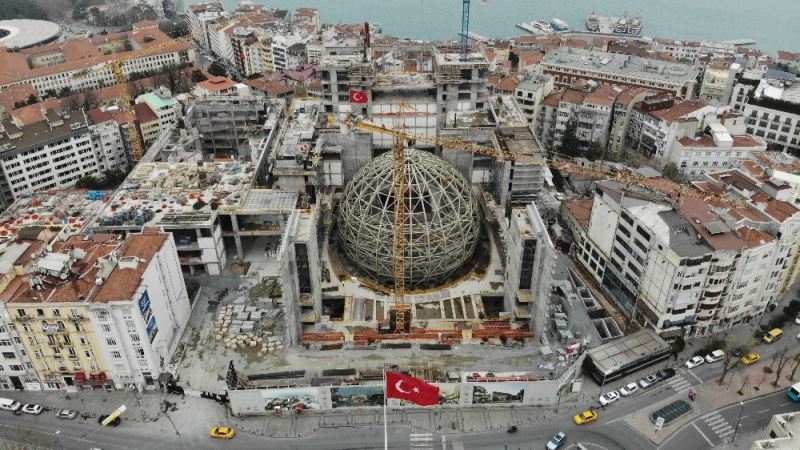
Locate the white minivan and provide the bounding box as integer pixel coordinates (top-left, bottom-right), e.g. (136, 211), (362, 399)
(0, 398), (21, 411)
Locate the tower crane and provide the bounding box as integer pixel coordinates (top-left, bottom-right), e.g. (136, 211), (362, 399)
(72, 13), (261, 161)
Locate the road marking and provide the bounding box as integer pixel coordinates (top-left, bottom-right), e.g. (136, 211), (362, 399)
(683, 369), (704, 385)
(692, 423), (714, 446)
(757, 408), (770, 413)
(779, 402), (792, 406)
(718, 429), (734, 437)
(606, 416), (625, 424)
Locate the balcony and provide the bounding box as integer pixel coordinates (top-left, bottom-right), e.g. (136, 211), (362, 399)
(516, 289), (534, 303)
(301, 311), (316, 323)
(696, 309), (715, 321)
(514, 305), (531, 319)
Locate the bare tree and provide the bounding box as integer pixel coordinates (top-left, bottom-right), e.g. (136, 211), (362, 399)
(737, 375), (750, 396)
(786, 353), (800, 381)
(772, 347), (791, 387)
(717, 352), (741, 385)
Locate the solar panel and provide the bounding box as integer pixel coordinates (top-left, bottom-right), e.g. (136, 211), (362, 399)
(650, 400), (692, 425)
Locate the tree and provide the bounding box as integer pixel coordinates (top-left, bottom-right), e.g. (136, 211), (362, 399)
(75, 175), (100, 189)
(191, 70), (208, 83)
(82, 90), (97, 111)
(555, 121), (580, 158)
(13, 100), (26, 109)
(661, 162), (681, 182)
(787, 353), (800, 382)
(207, 60), (228, 77)
(26, 94), (38, 105)
(772, 347), (791, 387)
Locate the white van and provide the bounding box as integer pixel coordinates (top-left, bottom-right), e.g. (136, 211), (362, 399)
(0, 398), (21, 411)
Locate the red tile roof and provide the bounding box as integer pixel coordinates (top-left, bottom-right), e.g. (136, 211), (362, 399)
(650, 100), (709, 122)
(679, 197), (744, 251)
(677, 134), (764, 149)
(133, 102), (158, 123)
(563, 198), (593, 231)
(93, 230), (167, 302)
(561, 89), (586, 105)
(737, 226), (774, 248)
(584, 85), (618, 107)
(198, 76), (238, 92)
(542, 92), (561, 107)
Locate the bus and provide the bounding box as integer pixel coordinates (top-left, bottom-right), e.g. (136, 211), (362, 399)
(788, 382), (800, 401)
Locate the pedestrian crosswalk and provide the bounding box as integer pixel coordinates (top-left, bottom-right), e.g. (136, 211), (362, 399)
(663, 374), (692, 392)
(703, 411), (735, 440)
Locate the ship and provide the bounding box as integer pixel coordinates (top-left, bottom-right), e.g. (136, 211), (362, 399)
(549, 18), (570, 32)
(585, 12), (643, 35)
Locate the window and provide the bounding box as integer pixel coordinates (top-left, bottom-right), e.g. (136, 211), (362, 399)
(102, 325), (111, 333)
(36, 309), (44, 317)
(90, 362), (99, 371)
(85, 350), (92, 358)
(2, 352), (15, 359)
(111, 351), (122, 359)
(106, 338), (117, 346)
(52, 309), (61, 317)
(9, 365), (23, 372)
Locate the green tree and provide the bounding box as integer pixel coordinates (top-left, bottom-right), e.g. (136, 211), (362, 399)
(207, 60), (228, 77)
(556, 121), (580, 158)
(26, 94), (38, 105)
(662, 162), (681, 182)
(75, 175), (101, 189)
(191, 70), (207, 83)
(0, 0), (48, 20)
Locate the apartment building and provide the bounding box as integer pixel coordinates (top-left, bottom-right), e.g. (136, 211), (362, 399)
(751, 412), (800, 450)
(699, 63), (741, 106)
(0, 22), (195, 97)
(186, 2), (225, 51)
(666, 121), (767, 179)
(0, 106), (127, 209)
(574, 178), (800, 338)
(135, 88), (179, 131)
(607, 87), (655, 159)
(513, 74), (555, 128)
(625, 97), (718, 159)
(740, 69), (800, 153)
(534, 81), (618, 152)
(541, 47), (699, 99)
(133, 103), (161, 145)
(0, 228), (190, 391)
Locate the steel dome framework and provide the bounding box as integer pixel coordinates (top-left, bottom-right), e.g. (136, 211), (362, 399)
(337, 149), (480, 289)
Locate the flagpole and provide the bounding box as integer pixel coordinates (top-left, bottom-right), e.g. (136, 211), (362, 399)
(383, 368), (388, 450)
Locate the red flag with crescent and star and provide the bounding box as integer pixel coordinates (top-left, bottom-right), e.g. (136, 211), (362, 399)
(349, 88), (369, 104)
(385, 371), (440, 406)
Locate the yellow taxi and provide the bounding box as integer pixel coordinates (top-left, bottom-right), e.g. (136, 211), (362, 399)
(740, 352), (760, 366)
(210, 427), (236, 439)
(573, 409), (599, 425)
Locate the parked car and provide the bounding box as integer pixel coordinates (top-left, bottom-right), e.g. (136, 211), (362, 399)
(656, 368), (676, 381)
(98, 415), (121, 427)
(620, 383), (638, 397)
(573, 409), (598, 425)
(731, 347), (745, 358)
(166, 384), (185, 395)
(795, 315), (800, 325)
(638, 374), (658, 389)
(210, 427), (236, 440)
(598, 390), (619, 406)
(0, 398), (21, 412)
(741, 352), (760, 366)
(56, 409), (77, 420)
(705, 349), (725, 363)
(21, 404), (42, 415)
(685, 356), (705, 369)
(546, 431), (567, 450)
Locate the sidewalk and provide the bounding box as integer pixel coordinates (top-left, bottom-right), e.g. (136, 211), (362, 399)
(622, 363), (788, 445)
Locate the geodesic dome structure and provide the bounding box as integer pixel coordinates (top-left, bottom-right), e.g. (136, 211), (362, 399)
(337, 149), (480, 289)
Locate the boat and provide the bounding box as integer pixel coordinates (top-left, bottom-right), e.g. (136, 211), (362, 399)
(585, 12), (643, 35)
(549, 18), (570, 32)
(515, 21), (553, 35)
(532, 20), (553, 34)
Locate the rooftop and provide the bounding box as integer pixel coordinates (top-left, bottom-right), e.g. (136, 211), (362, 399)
(542, 47), (697, 86)
(0, 108), (89, 152)
(562, 198), (593, 232)
(587, 329), (671, 376)
(0, 190), (110, 240)
(0, 229), (167, 304)
(198, 76), (239, 92)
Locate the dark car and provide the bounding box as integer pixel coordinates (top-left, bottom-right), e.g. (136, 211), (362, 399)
(167, 384), (185, 395)
(656, 368), (676, 381)
(731, 347), (746, 358)
(98, 415), (121, 427)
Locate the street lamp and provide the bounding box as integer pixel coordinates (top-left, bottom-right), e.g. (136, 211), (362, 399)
(54, 430), (64, 450)
(731, 401), (745, 442)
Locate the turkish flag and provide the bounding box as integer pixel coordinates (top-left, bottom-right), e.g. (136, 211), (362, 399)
(349, 88), (368, 104)
(385, 372), (440, 406)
